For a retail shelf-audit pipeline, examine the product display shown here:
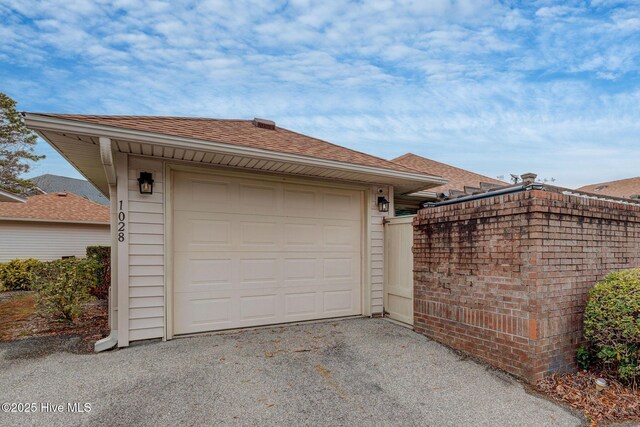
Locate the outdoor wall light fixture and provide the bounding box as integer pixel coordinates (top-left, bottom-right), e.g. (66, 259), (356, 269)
(138, 172), (154, 195)
(377, 196), (389, 213)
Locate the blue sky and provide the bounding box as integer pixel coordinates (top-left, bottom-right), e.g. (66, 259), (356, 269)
(1, 0), (639, 188)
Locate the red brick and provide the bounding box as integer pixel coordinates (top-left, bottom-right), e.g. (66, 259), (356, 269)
(413, 189), (640, 383)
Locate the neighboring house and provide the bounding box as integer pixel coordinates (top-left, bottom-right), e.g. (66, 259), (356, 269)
(29, 173), (110, 205)
(391, 153), (506, 215)
(24, 114), (447, 350)
(0, 192), (110, 262)
(576, 177), (640, 200)
(0, 188), (26, 203)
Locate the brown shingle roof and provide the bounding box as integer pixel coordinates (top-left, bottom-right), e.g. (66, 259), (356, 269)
(576, 177), (640, 199)
(35, 114), (423, 174)
(0, 192), (109, 223)
(391, 153), (505, 193)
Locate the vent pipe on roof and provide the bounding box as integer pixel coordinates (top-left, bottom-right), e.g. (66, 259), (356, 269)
(252, 118), (276, 130)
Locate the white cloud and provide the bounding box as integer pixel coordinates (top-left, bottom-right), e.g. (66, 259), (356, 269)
(0, 0), (639, 187)
(535, 6), (576, 18)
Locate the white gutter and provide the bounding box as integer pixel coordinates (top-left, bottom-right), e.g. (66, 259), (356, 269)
(94, 137), (118, 352)
(100, 137), (117, 186)
(24, 113), (448, 192)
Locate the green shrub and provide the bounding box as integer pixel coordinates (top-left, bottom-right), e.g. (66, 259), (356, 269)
(583, 268), (640, 383)
(0, 258), (42, 291)
(33, 258), (99, 321)
(86, 246), (110, 300)
(576, 346), (591, 371)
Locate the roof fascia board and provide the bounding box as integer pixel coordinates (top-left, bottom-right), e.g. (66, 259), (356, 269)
(25, 114), (447, 187)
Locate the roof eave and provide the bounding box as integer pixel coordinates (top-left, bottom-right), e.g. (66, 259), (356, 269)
(24, 113), (447, 193)
(397, 190), (439, 201)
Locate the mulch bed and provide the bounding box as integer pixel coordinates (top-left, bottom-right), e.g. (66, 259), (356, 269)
(537, 371), (640, 426)
(0, 291), (108, 353)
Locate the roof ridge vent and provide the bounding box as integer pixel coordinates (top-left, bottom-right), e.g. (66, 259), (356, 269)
(252, 117), (276, 130)
(57, 192), (67, 197)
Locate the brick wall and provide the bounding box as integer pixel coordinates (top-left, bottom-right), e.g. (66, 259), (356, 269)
(413, 188), (640, 382)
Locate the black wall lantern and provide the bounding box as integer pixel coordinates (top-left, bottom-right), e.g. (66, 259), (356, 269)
(138, 172), (154, 195)
(377, 196), (389, 213)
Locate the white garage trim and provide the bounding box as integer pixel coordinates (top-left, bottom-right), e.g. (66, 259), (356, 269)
(116, 152), (130, 347)
(164, 163), (372, 339)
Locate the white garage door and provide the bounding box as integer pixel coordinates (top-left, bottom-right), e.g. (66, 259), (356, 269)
(172, 171), (363, 335)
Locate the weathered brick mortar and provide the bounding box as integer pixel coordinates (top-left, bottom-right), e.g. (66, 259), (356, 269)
(413, 189), (640, 382)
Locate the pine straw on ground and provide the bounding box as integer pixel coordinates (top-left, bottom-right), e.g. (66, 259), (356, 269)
(537, 371), (639, 426)
(0, 291), (108, 352)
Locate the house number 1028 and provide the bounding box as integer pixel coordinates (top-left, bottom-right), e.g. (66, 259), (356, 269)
(118, 200), (126, 242)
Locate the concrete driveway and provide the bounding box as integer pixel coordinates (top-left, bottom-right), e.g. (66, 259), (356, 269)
(0, 318), (582, 426)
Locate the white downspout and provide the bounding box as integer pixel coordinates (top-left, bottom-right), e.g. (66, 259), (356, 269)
(95, 137), (118, 352)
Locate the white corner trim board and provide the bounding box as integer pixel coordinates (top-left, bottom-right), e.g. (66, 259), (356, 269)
(116, 152), (130, 347)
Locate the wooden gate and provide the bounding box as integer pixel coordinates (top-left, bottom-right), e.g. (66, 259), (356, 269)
(384, 215), (415, 325)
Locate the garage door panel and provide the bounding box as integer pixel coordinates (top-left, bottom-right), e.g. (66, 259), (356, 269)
(175, 285), (360, 334)
(240, 294), (279, 321)
(238, 183), (281, 215)
(174, 212), (233, 251)
(173, 171), (362, 335)
(239, 258), (279, 285)
(177, 253), (359, 289)
(283, 188), (318, 216)
(324, 289), (356, 313)
(283, 258), (318, 282)
(283, 218), (360, 251)
(323, 224), (359, 250)
(190, 220), (232, 245)
(174, 175), (234, 212)
(174, 293), (235, 332)
(284, 292), (317, 316)
(321, 190), (361, 220)
(283, 223), (320, 250)
(239, 220), (280, 247)
(176, 210), (360, 253)
(174, 255), (234, 293)
(323, 256), (359, 281)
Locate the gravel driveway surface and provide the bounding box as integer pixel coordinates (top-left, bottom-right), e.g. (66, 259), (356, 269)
(0, 317), (583, 426)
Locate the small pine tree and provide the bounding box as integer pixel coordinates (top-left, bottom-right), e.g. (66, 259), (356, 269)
(0, 93), (44, 193)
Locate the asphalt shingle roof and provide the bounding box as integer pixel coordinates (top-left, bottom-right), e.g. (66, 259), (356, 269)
(30, 174), (109, 205)
(576, 177), (640, 200)
(0, 192), (109, 223)
(391, 153), (505, 193)
(35, 114), (425, 175)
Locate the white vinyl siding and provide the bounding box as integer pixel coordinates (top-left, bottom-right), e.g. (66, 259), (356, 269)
(127, 156), (165, 341)
(369, 185), (386, 315)
(0, 221), (109, 262)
